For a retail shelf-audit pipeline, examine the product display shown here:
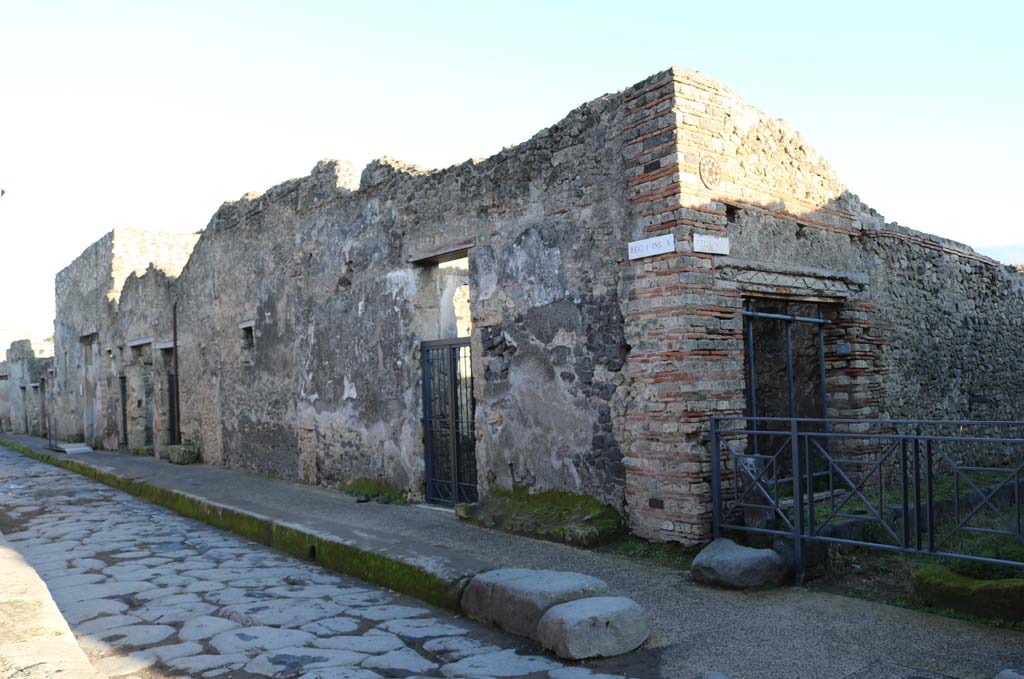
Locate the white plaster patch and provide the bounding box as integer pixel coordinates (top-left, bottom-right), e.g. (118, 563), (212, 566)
(343, 377), (358, 400)
(385, 269), (417, 300)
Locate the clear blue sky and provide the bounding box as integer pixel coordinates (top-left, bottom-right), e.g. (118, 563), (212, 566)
(1, 0), (1022, 345)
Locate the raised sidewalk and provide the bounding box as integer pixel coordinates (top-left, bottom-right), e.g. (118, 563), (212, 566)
(2, 433), (1021, 679)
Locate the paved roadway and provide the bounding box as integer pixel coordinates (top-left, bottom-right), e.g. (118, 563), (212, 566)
(0, 448), (636, 679)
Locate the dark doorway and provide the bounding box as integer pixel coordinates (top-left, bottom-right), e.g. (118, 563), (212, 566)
(143, 373), (154, 449)
(119, 376), (128, 447)
(421, 338), (477, 504)
(744, 299), (829, 423)
(743, 299), (834, 493)
(167, 371), (179, 446)
(20, 387), (28, 433)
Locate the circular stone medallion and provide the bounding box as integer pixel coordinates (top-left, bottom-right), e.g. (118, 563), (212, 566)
(699, 156), (722, 190)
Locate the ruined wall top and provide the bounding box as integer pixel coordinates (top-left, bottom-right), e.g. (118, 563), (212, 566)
(56, 228), (201, 308)
(654, 66), (1000, 267)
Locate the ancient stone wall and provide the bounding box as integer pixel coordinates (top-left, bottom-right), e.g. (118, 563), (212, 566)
(5, 340), (53, 438)
(0, 361), (9, 431)
(174, 90), (632, 505)
(44, 67), (1024, 544)
(52, 229), (198, 448)
(619, 68), (1024, 543)
(53, 232), (114, 443)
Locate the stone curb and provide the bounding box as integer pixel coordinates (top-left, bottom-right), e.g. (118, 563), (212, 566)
(0, 438), (470, 612)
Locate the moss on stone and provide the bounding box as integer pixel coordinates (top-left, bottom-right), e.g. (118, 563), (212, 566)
(912, 564), (1024, 622)
(338, 477), (406, 504)
(460, 486), (624, 547)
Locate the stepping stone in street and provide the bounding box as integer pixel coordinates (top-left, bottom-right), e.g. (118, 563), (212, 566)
(536, 596), (650, 660)
(461, 568), (609, 638)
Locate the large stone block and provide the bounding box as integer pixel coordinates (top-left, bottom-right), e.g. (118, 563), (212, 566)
(460, 568), (608, 638)
(536, 596), (649, 659)
(168, 444), (199, 465)
(690, 538), (787, 589)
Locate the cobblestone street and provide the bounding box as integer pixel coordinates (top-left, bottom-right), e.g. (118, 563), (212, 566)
(0, 448), (633, 679)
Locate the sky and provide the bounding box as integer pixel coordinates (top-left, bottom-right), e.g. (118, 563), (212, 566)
(1, 0), (1022, 347)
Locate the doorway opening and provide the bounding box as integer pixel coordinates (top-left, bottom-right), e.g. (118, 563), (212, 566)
(119, 375), (128, 448)
(416, 254), (477, 504)
(81, 335), (97, 443)
(742, 298), (837, 499)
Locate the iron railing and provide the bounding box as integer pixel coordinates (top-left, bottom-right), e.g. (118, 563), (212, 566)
(710, 417), (1024, 581)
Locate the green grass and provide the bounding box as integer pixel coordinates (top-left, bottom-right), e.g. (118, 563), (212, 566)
(460, 486), (624, 547)
(338, 477), (406, 504)
(913, 564), (1024, 622)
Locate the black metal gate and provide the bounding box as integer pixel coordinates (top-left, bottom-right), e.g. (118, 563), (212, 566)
(119, 376), (128, 447)
(421, 338), (477, 504)
(167, 372), (179, 446)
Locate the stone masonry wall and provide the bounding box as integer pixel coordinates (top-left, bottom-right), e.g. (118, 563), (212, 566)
(5, 340), (53, 438)
(620, 68), (1024, 543)
(0, 361), (9, 431)
(46, 67), (1024, 544)
(53, 229), (198, 448)
(173, 91), (632, 505)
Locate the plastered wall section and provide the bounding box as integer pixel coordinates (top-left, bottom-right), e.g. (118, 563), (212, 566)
(174, 90), (633, 506)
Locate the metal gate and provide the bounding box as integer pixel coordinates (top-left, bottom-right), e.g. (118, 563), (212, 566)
(119, 376), (128, 447)
(421, 338), (477, 504)
(167, 372), (179, 446)
(742, 300), (832, 496)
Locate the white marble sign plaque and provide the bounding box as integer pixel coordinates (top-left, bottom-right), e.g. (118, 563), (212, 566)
(693, 233), (731, 255)
(627, 234), (675, 260)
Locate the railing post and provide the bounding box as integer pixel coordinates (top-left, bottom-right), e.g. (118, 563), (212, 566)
(711, 417), (721, 540)
(790, 417), (804, 584)
(927, 439), (935, 553)
(913, 426), (922, 552)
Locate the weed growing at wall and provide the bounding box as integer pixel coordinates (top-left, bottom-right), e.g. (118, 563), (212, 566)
(459, 486), (623, 547)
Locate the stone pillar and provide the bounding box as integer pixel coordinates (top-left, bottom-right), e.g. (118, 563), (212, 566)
(620, 69), (746, 544)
